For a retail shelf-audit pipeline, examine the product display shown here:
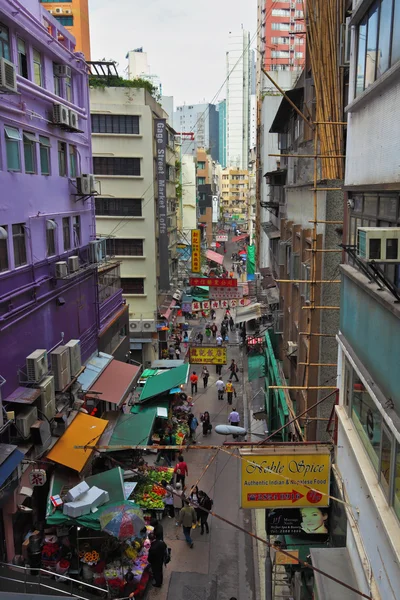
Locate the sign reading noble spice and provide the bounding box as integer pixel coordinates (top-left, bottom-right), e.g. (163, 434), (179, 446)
(191, 229), (201, 273)
(155, 118), (169, 290)
(240, 447), (331, 509)
(189, 277), (237, 287)
(189, 346), (227, 365)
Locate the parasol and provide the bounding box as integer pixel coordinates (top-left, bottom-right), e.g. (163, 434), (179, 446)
(99, 502), (145, 539)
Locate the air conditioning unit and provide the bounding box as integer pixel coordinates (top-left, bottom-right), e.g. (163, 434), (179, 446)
(65, 339), (81, 376)
(55, 261), (68, 278)
(68, 255), (79, 273)
(89, 238), (107, 263)
(53, 64), (71, 78)
(357, 228), (400, 262)
(273, 311), (284, 334)
(69, 109), (79, 130)
(51, 345), (71, 391)
(55, 7), (63, 13)
(129, 320), (141, 332)
(142, 319), (155, 332)
(290, 45), (295, 51)
(26, 350), (48, 382)
(53, 103), (69, 126)
(172, 290), (183, 301)
(0, 57), (17, 94)
(64, 9), (72, 14)
(16, 406), (38, 438)
(287, 341), (298, 357)
(37, 376), (56, 419)
(77, 174), (96, 195)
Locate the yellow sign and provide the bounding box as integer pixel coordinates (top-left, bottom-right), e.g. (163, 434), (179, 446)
(191, 229), (201, 273)
(275, 550), (299, 565)
(240, 447), (331, 509)
(189, 346), (227, 365)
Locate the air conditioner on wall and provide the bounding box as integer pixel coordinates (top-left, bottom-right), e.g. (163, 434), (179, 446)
(51, 346), (71, 391)
(65, 339), (81, 376)
(129, 320), (141, 332)
(142, 320), (155, 332)
(77, 174), (96, 195)
(37, 376), (56, 420)
(55, 261), (68, 278)
(53, 103), (70, 126)
(69, 109), (79, 130)
(0, 58), (17, 94)
(357, 227), (400, 262)
(53, 64), (71, 78)
(16, 406), (38, 438)
(287, 341), (298, 357)
(26, 350), (48, 382)
(68, 256), (79, 273)
(89, 238), (107, 263)
(55, 7), (63, 14)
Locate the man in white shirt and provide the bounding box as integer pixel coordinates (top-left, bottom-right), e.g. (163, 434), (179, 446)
(228, 408), (240, 439)
(216, 377), (225, 400)
(216, 335), (223, 347)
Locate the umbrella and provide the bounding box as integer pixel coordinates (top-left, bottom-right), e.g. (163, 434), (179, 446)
(99, 502), (145, 540)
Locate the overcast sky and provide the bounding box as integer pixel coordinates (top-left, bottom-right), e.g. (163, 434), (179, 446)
(89, 0), (256, 106)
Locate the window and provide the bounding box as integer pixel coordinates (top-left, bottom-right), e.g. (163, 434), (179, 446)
(98, 263), (121, 303)
(122, 277), (144, 294)
(62, 217), (70, 251)
(5, 127), (22, 172)
(73, 215), (81, 246)
(12, 224), (27, 267)
(93, 157), (141, 176)
(295, 52), (304, 58)
(114, 239), (143, 256)
(56, 16), (74, 26)
(69, 145), (77, 177)
(272, 9), (290, 16)
(23, 132), (37, 174)
(39, 136), (51, 175)
(95, 197), (142, 216)
(272, 51), (290, 58)
(351, 374), (381, 471)
(33, 49), (42, 86)
(65, 74), (72, 102)
(46, 220), (56, 256)
(17, 39), (28, 79)
(197, 177), (206, 185)
(58, 142), (67, 176)
(0, 225), (8, 272)
(197, 161), (206, 169)
(53, 63), (61, 97)
(91, 114), (140, 134)
(272, 22), (290, 30)
(356, 0), (400, 96)
(0, 22), (10, 60)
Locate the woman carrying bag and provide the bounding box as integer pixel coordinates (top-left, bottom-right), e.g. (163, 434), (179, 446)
(201, 411), (212, 436)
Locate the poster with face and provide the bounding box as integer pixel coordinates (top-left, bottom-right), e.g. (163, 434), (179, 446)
(267, 507), (330, 541)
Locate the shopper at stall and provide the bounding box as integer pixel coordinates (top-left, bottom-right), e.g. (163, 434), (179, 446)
(147, 532), (167, 588)
(175, 347), (181, 360)
(216, 377), (225, 400)
(189, 413), (199, 441)
(201, 411), (211, 435)
(201, 366), (210, 388)
(178, 499), (197, 548)
(190, 371), (198, 394)
(155, 436), (171, 467)
(168, 344), (175, 359)
(225, 381), (236, 405)
(174, 455), (189, 487)
(150, 517), (164, 541)
(173, 482), (184, 523)
(228, 359), (239, 382)
(199, 491), (213, 535)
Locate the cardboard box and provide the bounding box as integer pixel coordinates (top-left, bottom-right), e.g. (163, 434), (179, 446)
(63, 487), (109, 518)
(66, 481), (89, 502)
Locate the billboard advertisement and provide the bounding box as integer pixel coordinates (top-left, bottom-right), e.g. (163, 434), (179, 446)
(189, 346), (227, 365)
(191, 229), (201, 273)
(155, 118), (169, 291)
(267, 508), (330, 540)
(240, 448), (331, 509)
(212, 196), (219, 223)
(190, 277), (237, 288)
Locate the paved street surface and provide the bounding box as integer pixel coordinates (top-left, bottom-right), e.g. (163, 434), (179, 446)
(148, 245), (257, 600)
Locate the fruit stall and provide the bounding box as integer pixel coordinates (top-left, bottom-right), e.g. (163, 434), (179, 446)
(132, 467), (174, 517)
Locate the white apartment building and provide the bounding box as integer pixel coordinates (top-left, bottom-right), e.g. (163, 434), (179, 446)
(91, 87), (178, 366)
(173, 103), (219, 161)
(226, 29), (251, 169)
(126, 47), (162, 96)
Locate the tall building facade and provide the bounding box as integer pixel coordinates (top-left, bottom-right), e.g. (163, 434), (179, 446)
(39, 0), (91, 59)
(226, 30), (251, 169)
(260, 0), (305, 72)
(126, 47), (162, 97)
(221, 167), (250, 221)
(173, 103), (219, 162)
(218, 99), (227, 168)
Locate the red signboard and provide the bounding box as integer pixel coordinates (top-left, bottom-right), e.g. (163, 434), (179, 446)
(189, 277), (237, 288)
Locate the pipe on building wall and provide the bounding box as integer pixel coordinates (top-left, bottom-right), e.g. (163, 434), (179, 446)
(0, 276), (50, 304)
(17, 79), (88, 119)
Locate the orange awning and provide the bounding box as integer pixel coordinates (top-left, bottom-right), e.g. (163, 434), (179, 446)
(47, 413), (108, 472)
(88, 360), (140, 407)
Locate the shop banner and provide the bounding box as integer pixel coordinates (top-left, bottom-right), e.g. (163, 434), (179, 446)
(238, 298), (246, 306)
(211, 300), (220, 309)
(240, 448), (331, 509)
(267, 508), (330, 539)
(209, 286), (243, 300)
(275, 550), (300, 565)
(189, 277), (237, 288)
(191, 301), (201, 312)
(202, 301), (210, 310)
(216, 234), (228, 242)
(189, 346), (227, 365)
(155, 118), (169, 291)
(191, 229), (201, 273)
(229, 299), (237, 308)
(212, 196), (219, 223)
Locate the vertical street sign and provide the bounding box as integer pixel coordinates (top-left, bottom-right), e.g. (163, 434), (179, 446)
(191, 229), (201, 273)
(155, 118), (169, 291)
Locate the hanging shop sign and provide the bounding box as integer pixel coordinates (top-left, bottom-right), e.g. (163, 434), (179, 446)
(212, 196), (219, 223)
(191, 301), (201, 312)
(229, 299), (237, 308)
(209, 286), (243, 300)
(238, 298), (246, 306)
(189, 277), (237, 288)
(202, 301), (210, 310)
(29, 469), (47, 487)
(240, 447), (331, 509)
(155, 118), (170, 291)
(275, 550), (300, 565)
(189, 346), (227, 365)
(216, 234), (228, 242)
(191, 229), (201, 273)
(211, 300), (220, 309)
(267, 508), (330, 539)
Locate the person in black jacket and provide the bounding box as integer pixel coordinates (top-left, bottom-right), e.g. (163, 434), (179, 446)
(198, 491), (213, 535)
(147, 533), (167, 587)
(150, 518), (163, 541)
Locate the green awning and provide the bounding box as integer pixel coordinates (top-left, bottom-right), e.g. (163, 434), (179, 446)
(140, 369), (158, 379)
(108, 410), (157, 449)
(139, 364), (189, 402)
(248, 355), (265, 382)
(197, 286), (210, 291)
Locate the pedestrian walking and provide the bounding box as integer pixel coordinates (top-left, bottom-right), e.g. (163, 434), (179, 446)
(196, 332), (204, 345)
(201, 366), (209, 388)
(211, 323), (218, 338)
(199, 491), (213, 535)
(189, 413), (198, 441)
(216, 363), (223, 376)
(173, 482), (184, 523)
(229, 359), (239, 382)
(225, 380), (236, 405)
(161, 480), (175, 519)
(229, 316), (234, 331)
(216, 334), (223, 347)
(147, 532), (167, 587)
(201, 410), (211, 435)
(190, 485), (202, 525)
(216, 377), (225, 400)
(175, 347), (181, 360)
(178, 499), (197, 548)
(228, 407), (240, 439)
(220, 325), (227, 338)
(190, 371), (198, 394)
(205, 326), (212, 340)
(210, 308), (216, 320)
(168, 345), (175, 359)
(174, 455), (189, 488)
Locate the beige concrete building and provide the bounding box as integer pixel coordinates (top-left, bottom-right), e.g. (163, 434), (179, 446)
(221, 167), (250, 223)
(90, 86), (178, 366)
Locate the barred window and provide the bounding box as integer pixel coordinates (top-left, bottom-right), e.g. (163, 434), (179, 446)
(93, 157), (141, 176)
(114, 239), (143, 256)
(95, 198), (142, 216)
(91, 114), (140, 134)
(122, 277), (144, 294)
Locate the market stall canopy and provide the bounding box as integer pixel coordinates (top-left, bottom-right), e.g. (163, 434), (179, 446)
(46, 413), (108, 472)
(236, 303), (262, 323)
(87, 360), (141, 408)
(0, 444), (24, 487)
(205, 249), (224, 265)
(98, 409), (158, 452)
(162, 299), (176, 320)
(151, 360), (184, 369)
(139, 363), (189, 402)
(232, 233), (249, 243)
(248, 355), (265, 382)
(77, 351), (113, 391)
(310, 548), (359, 600)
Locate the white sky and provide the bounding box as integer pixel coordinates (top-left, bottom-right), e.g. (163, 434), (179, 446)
(89, 0), (256, 106)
